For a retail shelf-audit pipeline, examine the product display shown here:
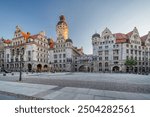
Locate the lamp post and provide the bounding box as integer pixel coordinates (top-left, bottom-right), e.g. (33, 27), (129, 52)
(19, 48), (24, 81)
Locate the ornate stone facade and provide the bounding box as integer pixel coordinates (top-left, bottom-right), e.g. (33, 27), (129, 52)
(91, 27), (150, 73)
(0, 16), (150, 73)
(0, 26), (49, 72)
(48, 15), (84, 72)
(0, 15), (84, 72)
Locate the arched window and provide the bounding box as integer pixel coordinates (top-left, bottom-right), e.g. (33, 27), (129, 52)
(105, 62), (108, 67)
(17, 49), (19, 55)
(99, 63), (102, 67)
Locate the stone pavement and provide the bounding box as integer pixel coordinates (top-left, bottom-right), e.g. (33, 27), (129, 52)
(1, 72), (150, 94)
(0, 80), (150, 100)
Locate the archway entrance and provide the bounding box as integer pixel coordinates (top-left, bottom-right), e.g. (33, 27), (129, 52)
(126, 67), (129, 73)
(112, 66), (120, 72)
(37, 64), (42, 72)
(78, 65), (90, 72)
(134, 67), (137, 73)
(43, 65), (48, 72)
(28, 64), (32, 72)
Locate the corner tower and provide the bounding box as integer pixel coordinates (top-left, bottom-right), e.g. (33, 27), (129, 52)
(56, 15), (68, 40)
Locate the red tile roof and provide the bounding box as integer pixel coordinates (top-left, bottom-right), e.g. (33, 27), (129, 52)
(3, 39), (12, 44)
(114, 33), (128, 39)
(126, 31), (133, 37)
(30, 34), (39, 39)
(113, 33), (129, 43)
(141, 34), (148, 42)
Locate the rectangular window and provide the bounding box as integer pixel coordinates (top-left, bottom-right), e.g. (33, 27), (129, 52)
(98, 51), (103, 55)
(28, 58), (31, 61)
(113, 56), (119, 60)
(105, 57), (108, 60)
(105, 46), (108, 49)
(113, 50), (119, 54)
(135, 50), (137, 55)
(28, 51), (31, 56)
(54, 54), (57, 59)
(126, 56), (129, 59)
(99, 57), (102, 61)
(63, 54), (66, 58)
(105, 50), (109, 55)
(59, 54), (62, 58)
(7, 54), (9, 58)
(99, 46), (102, 49)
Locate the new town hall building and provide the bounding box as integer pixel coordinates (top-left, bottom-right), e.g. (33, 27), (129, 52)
(0, 15), (150, 73)
(0, 15), (83, 72)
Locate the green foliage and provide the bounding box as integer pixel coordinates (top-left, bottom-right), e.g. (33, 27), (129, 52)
(125, 59), (137, 67)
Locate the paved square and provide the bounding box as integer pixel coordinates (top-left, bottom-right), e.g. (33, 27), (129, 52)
(0, 72), (150, 100)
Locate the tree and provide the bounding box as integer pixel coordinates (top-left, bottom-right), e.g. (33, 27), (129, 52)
(125, 58), (137, 73)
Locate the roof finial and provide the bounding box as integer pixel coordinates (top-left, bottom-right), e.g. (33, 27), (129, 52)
(60, 15), (65, 21)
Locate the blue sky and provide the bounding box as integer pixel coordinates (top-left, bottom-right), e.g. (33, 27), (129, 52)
(0, 0), (150, 54)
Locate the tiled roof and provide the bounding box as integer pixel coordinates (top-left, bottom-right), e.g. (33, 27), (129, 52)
(30, 34), (39, 39)
(114, 33), (128, 39)
(141, 34), (148, 42)
(3, 39), (12, 44)
(126, 31), (133, 37)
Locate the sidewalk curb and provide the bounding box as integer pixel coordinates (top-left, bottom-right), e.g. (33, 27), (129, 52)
(0, 91), (44, 100)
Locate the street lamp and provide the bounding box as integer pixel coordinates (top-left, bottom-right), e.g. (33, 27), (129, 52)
(19, 48), (24, 81)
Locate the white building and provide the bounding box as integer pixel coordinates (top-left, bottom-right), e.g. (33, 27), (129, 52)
(1, 15), (150, 74)
(48, 15), (84, 72)
(0, 26), (49, 72)
(91, 27), (150, 73)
